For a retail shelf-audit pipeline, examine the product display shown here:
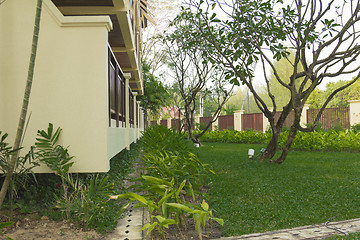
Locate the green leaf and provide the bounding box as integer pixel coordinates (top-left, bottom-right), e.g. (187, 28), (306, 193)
(158, 191), (174, 206)
(212, 217), (224, 226)
(0, 222), (14, 229)
(141, 175), (172, 186)
(1, 133), (8, 142)
(114, 192), (148, 205)
(167, 203), (193, 213)
(201, 200), (209, 211)
(50, 127), (62, 144)
(141, 222), (158, 233)
(158, 218), (177, 228)
(175, 180), (186, 197)
(188, 182), (195, 201)
(258, 17), (266, 26)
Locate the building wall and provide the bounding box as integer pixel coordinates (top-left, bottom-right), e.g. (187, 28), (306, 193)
(349, 100), (360, 126)
(107, 125), (127, 160)
(0, 0), (113, 172)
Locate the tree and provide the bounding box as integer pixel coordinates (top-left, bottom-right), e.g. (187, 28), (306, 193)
(0, 0), (43, 207)
(137, 62), (171, 120)
(182, 0), (360, 163)
(164, 16), (234, 144)
(141, 0), (182, 76)
(307, 78), (360, 108)
(227, 87), (264, 114)
(261, 51), (307, 109)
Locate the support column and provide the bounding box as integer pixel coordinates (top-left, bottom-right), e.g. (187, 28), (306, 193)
(124, 73), (131, 150)
(301, 104), (310, 128)
(263, 108), (273, 133)
(234, 110), (244, 131)
(349, 100), (360, 126)
(133, 92), (138, 143)
(167, 118), (172, 129)
(137, 101), (141, 137)
(212, 112), (219, 131)
(195, 114), (201, 129)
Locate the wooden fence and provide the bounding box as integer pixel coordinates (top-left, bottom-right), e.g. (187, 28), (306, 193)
(307, 107), (349, 130)
(171, 119), (180, 130)
(148, 104), (359, 132)
(160, 119), (167, 127)
(241, 113), (263, 131)
(274, 111), (295, 128)
(200, 116), (213, 129)
(218, 115), (234, 130)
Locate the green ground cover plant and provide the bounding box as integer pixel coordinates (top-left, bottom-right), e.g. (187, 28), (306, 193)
(193, 142), (360, 236)
(197, 129), (360, 152)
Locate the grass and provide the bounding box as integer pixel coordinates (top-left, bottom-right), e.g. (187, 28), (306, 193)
(193, 142), (360, 237)
(326, 232), (360, 239)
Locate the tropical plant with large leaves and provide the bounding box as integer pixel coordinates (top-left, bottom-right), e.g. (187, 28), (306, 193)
(34, 123), (74, 178)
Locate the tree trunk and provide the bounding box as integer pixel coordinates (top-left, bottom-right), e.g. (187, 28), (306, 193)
(271, 125), (298, 164)
(189, 130), (202, 146)
(259, 102), (294, 162)
(0, 0), (43, 208)
(259, 128), (279, 161)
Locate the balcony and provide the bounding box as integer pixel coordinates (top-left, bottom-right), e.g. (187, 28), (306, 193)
(52, 0), (145, 94)
(108, 46), (137, 128)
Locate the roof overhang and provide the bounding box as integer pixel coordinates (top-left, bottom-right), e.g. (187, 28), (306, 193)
(51, 0), (144, 94)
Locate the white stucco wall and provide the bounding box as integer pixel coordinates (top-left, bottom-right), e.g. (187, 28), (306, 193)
(0, 0), (112, 172)
(233, 110), (243, 131)
(349, 100), (360, 126)
(107, 125), (127, 160)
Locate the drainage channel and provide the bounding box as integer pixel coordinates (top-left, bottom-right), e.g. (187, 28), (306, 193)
(107, 159), (147, 240)
(107, 202), (144, 240)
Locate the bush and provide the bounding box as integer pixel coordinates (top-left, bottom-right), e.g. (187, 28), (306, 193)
(197, 129), (271, 144)
(141, 125), (189, 154)
(198, 128), (360, 152)
(195, 122), (210, 131)
(351, 123), (360, 132)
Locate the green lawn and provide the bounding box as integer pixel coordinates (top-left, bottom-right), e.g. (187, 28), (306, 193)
(326, 232), (360, 239)
(193, 142), (360, 237)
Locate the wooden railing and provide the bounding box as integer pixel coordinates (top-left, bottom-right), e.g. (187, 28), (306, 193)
(108, 45), (142, 129)
(108, 46), (126, 128)
(129, 89), (135, 128)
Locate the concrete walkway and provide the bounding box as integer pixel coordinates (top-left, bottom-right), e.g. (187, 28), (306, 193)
(215, 218), (360, 240)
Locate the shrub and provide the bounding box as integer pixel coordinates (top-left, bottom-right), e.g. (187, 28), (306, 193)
(199, 128), (360, 152)
(351, 123), (360, 132)
(195, 122), (210, 131)
(197, 129), (271, 144)
(141, 125), (189, 154)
